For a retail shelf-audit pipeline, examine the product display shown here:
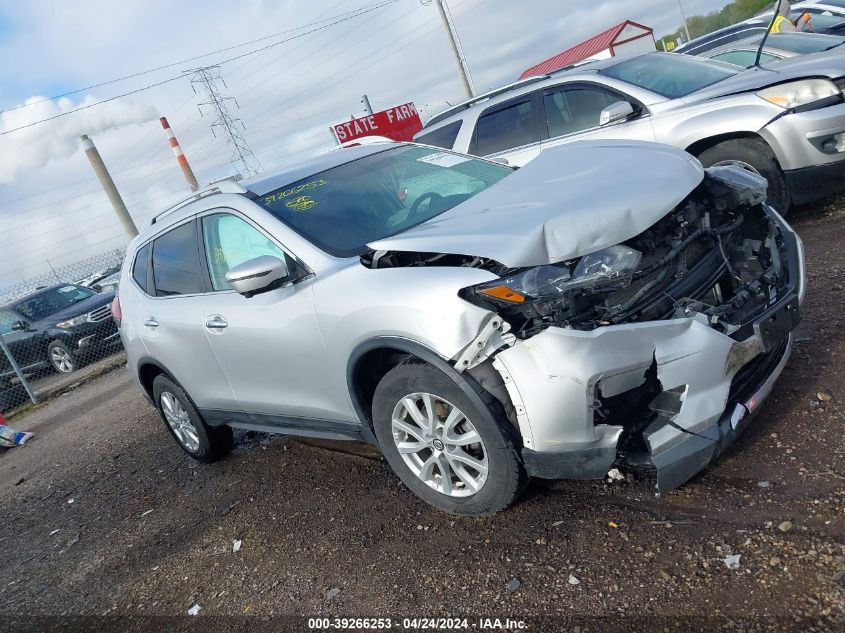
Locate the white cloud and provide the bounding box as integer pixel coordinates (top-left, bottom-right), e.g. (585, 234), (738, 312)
(0, 95), (158, 184)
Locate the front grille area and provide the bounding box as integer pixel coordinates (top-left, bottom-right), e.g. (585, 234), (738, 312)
(88, 304), (112, 322)
(603, 241), (710, 315)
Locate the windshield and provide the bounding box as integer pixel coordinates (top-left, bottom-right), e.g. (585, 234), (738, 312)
(601, 53), (739, 98)
(753, 32), (845, 53)
(13, 285), (95, 321)
(256, 146), (513, 257)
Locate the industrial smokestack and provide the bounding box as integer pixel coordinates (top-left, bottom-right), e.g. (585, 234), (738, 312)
(80, 134), (138, 238)
(160, 116), (199, 192)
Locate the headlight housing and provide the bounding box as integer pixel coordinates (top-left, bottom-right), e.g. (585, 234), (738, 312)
(468, 245), (642, 306)
(56, 315), (89, 329)
(757, 79), (841, 110)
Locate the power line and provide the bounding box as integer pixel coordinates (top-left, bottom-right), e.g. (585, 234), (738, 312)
(0, 0), (398, 138)
(0, 0), (398, 117)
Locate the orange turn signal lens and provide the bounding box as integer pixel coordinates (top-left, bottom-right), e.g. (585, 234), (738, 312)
(479, 285), (527, 303)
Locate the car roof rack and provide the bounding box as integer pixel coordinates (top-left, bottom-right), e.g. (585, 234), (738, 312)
(151, 176), (249, 225)
(423, 75), (551, 128)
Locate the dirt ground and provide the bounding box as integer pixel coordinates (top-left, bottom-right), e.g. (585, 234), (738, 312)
(0, 198), (843, 633)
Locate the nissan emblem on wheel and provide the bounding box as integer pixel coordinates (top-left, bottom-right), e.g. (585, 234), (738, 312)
(116, 139), (804, 515)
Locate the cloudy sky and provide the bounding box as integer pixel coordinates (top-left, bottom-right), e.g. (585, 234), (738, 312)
(0, 0), (736, 287)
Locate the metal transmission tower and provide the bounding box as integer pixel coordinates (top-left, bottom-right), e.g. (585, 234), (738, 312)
(185, 66), (262, 177)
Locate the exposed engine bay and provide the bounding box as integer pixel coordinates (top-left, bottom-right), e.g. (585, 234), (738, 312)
(362, 167), (795, 344)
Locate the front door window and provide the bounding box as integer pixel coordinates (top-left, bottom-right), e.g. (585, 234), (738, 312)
(201, 213), (289, 291)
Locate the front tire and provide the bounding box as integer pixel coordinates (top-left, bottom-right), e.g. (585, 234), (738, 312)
(697, 138), (791, 214)
(372, 362), (527, 515)
(48, 340), (78, 374)
(152, 374), (233, 462)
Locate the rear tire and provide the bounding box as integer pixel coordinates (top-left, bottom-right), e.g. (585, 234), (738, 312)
(152, 374), (233, 463)
(697, 138), (791, 214)
(372, 362), (528, 515)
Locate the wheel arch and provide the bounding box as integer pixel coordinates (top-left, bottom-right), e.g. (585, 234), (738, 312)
(136, 356), (175, 401)
(346, 337), (506, 444)
(685, 131), (779, 166)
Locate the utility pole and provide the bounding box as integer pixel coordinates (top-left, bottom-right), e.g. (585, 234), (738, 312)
(80, 134), (138, 239)
(160, 117), (199, 192)
(361, 94), (373, 115)
(677, 0), (692, 43)
(433, 0), (475, 99)
(186, 66), (262, 177)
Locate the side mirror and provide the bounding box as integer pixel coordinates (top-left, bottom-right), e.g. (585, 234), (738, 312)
(225, 255), (294, 298)
(599, 101), (636, 126)
(11, 321), (27, 332)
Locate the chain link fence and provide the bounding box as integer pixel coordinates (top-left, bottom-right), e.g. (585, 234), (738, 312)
(0, 249), (126, 417)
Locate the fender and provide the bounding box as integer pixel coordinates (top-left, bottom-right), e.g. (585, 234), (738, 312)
(346, 336), (505, 449)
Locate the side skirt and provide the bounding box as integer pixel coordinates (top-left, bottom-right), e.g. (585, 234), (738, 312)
(198, 409), (377, 445)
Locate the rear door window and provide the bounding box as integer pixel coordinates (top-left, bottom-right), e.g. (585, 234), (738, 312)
(151, 221), (204, 297)
(414, 121), (463, 149)
(473, 98), (539, 155)
(132, 243), (151, 293)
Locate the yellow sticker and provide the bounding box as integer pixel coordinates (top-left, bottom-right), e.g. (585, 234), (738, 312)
(286, 195), (317, 212)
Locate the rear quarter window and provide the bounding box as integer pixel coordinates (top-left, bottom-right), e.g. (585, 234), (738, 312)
(414, 121), (463, 149)
(132, 243), (151, 293)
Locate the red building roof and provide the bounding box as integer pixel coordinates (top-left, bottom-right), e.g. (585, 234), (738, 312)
(518, 20), (654, 79)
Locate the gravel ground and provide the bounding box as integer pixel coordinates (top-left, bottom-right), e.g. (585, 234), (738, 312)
(0, 199), (844, 632)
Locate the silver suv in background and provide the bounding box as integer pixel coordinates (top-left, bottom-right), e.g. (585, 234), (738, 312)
(414, 51), (845, 213)
(116, 141), (804, 515)
(698, 32), (845, 67)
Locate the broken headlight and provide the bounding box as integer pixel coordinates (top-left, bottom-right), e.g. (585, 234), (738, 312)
(466, 245), (642, 305)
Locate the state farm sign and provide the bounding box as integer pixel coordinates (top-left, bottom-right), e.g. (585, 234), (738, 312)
(333, 102), (422, 144)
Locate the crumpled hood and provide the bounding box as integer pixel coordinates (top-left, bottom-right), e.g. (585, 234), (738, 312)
(368, 140), (704, 268)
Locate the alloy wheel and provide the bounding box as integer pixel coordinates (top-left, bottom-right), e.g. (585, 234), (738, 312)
(160, 391), (200, 452)
(50, 347), (74, 373)
(391, 392), (488, 498)
(712, 159), (763, 177)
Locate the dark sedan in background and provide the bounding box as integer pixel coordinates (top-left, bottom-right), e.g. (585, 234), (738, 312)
(0, 284), (119, 389)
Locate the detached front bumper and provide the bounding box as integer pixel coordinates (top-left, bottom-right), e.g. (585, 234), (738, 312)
(493, 211), (805, 493)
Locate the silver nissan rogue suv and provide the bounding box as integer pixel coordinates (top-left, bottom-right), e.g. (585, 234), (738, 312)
(116, 140), (804, 515)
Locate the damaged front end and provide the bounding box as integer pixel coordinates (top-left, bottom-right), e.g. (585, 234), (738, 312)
(368, 166), (804, 494)
(487, 167), (803, 493)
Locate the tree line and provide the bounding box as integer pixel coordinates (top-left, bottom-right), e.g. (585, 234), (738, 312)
(658, 0), (774, 49)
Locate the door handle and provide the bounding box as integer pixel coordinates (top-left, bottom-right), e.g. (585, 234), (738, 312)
(205, 315), (228, 330)
(144, 318), (159, 328)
